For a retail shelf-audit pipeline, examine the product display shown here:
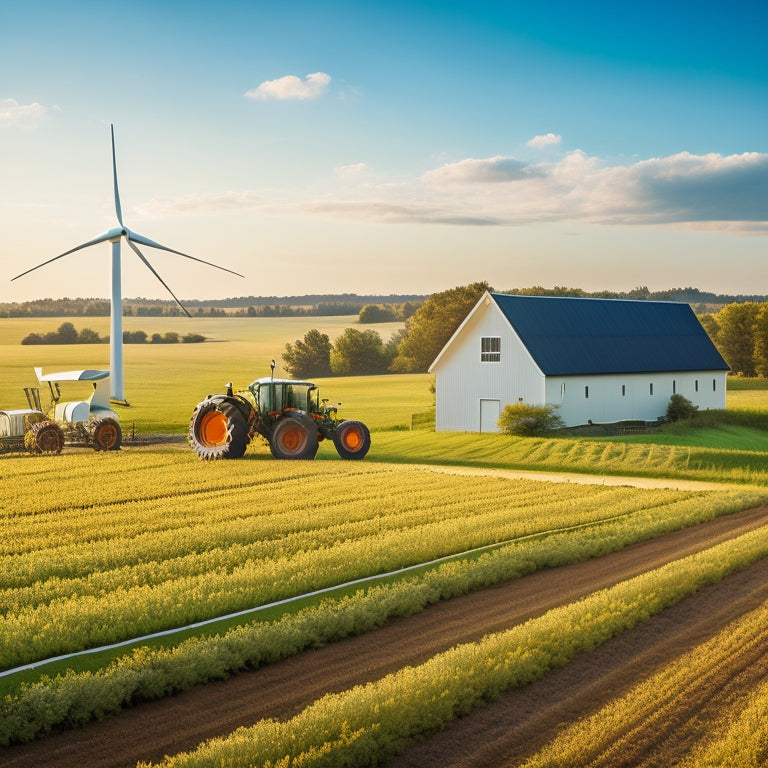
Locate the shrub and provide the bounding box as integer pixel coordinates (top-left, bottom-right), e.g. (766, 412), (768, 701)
(498, 403), (564, 435)
(667, 393), (698, 421)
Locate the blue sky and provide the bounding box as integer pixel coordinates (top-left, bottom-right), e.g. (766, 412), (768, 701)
(1, 0), (767, 302)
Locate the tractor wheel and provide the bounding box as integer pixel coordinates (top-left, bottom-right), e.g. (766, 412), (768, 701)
(189, 401), (248, 460)
(93, 418), (122, 451)
(269, 413), (319, 459)
(25, 420), (65, 454)
(332, 420), (371, 460)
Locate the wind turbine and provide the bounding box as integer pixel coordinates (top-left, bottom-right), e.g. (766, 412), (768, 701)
(12, 125), (243, 403)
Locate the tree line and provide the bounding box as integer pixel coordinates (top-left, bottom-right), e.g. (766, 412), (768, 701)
(0, 294), (427, 318)
(284, 282), (768, 379)
(20, 322), (205, 345)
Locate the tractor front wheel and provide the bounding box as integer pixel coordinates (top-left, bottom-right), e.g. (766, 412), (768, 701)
(332, 420), (371, 460)
(25, 420), (65, 454)
(269, 414), (319, 459)
(189, 401), (248, 459)
(93, 418), (122, 451)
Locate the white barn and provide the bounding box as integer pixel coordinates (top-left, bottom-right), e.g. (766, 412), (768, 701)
(429, 291), (729, 431)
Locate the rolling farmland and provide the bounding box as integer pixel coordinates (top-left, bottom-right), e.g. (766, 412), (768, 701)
(1, 316), (768, 767)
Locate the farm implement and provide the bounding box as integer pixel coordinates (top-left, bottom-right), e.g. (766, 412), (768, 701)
(189, 364), (370, 460)
(23, 367), (123, 451)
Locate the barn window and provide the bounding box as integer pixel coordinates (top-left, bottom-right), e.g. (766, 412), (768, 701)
(650, 383), (654, 396)
(481, 336), (501, 362)
(713, 378), (717, 391)
(621, 384), (626, 397)
(584, 385), (589, 399)
(695, 379), (699, 392)
(673, 380), (676, 394)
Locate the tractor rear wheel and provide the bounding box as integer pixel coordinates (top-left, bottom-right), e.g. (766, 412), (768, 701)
(189, 401), (248, 459)
(93, 418), (122, 451)
(332, 420), (371, 460)
(269, 413), (319, 459)
(25, 420), (65, 454)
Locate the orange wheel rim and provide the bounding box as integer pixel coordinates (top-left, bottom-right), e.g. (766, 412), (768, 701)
(279, 425), (305, 452)
(343, 427), (362, 450)
(200, 411), (228, 445)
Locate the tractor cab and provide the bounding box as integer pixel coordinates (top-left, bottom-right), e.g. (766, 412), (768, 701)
(248, 377), (318, 419)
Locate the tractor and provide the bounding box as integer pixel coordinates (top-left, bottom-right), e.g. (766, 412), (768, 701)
(189, 364), (371, 460)
(28, 367), (122, 451)
(0, 408), (64, 455)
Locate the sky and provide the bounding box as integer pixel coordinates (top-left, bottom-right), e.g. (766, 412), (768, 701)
(1, 0), (767, 303)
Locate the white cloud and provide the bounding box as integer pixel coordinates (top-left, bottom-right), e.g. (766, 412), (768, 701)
(0, 98), (48, 126)
(244, 72), (331, 101)
(334, 162), (369, 178)
(526, 133), (562, 148)
(422, 156), (541, 184)
(133, 191), (263, 218)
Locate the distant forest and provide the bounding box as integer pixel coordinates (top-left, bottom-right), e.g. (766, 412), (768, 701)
(0, 294), (427, 318)
(1, 287), (766, 318)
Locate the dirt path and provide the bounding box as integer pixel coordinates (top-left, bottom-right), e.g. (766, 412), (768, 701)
(2, 505), (768, 768)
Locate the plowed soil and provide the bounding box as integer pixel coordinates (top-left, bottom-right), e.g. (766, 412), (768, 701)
(3, 504), (768, 768)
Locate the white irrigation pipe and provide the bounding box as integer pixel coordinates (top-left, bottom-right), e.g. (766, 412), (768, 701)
(0, 508), (668, 679)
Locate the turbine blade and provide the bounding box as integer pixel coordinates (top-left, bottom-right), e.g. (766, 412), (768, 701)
(11, 230), (118, 281)
(126, 239), (192, 318)
(111, 124), (123, 226)
(127, 231), (244, 278)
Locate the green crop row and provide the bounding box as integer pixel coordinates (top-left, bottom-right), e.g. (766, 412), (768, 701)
(8, 449), (760, 671)
(136, 527), (768, 768)
(2, 493), (764, 747)
(519, 599), (768, 767)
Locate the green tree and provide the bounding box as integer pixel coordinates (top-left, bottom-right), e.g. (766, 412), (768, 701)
(330, 328), (392, 375)
(55, 322), (79, 344)
(715, 302), (760, 376)
(359, 304), (397, 323)
(391, 282), (490, 373)
(753, 304), (768, 378)
(78, 327), (102, 344)
(283, 329), (333, 378)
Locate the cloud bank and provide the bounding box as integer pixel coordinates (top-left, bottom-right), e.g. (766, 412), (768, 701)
(0, 98), (48, 126)
(245, 72), (331, 101)
(141, 149), (768, 233)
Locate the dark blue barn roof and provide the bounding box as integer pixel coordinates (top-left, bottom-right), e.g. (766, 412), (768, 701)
(491, 293), (729, 376)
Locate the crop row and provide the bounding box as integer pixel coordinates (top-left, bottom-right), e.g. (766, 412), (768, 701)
(519, 597), (768, 766)
(3, 450), (762, 671)
(3, 507), (765, 748)
(135, 526), (768, 768)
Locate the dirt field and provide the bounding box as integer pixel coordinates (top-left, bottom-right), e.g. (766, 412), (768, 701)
(2, 504), (767, 768)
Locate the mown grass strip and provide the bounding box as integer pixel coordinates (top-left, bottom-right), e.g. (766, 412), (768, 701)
(137, 526), (768, 768)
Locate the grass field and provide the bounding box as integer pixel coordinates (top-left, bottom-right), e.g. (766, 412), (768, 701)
(0, 316), (424, 432)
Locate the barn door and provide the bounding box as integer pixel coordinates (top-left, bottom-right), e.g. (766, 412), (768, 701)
(479, 399), (501, 433)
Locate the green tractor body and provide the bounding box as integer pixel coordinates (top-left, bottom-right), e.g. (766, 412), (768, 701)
(189, 375), (370, 461)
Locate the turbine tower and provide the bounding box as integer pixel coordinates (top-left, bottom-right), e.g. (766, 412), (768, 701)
(12, 125), (243, 403)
